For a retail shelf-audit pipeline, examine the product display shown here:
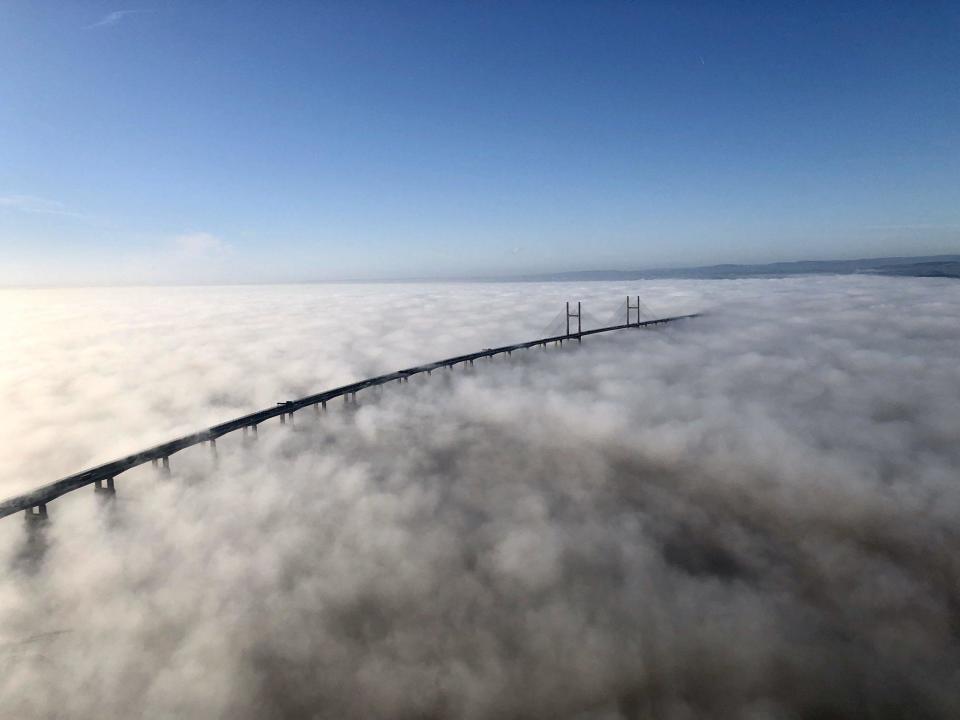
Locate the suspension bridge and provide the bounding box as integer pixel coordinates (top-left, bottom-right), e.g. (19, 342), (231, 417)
(1, 299), (699, 528)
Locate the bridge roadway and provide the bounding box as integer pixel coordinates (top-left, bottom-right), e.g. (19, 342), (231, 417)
(0, 314), (699, 521)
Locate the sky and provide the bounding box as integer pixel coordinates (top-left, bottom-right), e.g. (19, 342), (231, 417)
(1, 1), (959, 285)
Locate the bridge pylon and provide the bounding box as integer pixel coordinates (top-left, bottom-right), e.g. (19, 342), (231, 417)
(566, 301), (582, 342)
(627, 295), (642, 326)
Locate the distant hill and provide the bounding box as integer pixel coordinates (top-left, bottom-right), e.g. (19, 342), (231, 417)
(517, 255), (960, 282)
(869, 260), (960, 279)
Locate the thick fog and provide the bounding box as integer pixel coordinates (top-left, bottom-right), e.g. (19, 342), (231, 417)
(0, 277), (958, 719)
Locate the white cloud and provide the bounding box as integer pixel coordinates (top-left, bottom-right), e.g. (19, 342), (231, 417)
(171, 231), (233, 259)
(105, 231), (237, 285)
(0, 277), (958, 717)
(85, 9), (153, 30)
(0, 194), (84, 218)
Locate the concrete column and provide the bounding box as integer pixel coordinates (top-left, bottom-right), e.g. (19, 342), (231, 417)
(18, 505), (50, 570)
(95, 477), (116, 500)
(24, 504), (48, 524)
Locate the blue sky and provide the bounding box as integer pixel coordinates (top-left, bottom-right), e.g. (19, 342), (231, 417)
(1, 1), (958, 284)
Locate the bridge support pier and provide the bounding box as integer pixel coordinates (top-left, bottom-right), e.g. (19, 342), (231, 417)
(278, 401), (295, 424)
(24, 504), (48, 525)
(161, 456), (171, 476)
(15, 505), (50, 572)
(94, 477), (116, 499)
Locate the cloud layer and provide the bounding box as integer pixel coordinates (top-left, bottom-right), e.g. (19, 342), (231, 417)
(0, 277), (958, 718)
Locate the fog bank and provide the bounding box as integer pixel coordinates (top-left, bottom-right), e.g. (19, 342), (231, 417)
(0, 277), (958, 718)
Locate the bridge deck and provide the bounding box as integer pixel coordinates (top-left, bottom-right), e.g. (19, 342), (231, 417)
(0, 314), (699, 520)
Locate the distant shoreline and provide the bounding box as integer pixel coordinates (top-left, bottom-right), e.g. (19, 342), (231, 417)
(4, 254), (958, 289)
(506, 255), (960, 282)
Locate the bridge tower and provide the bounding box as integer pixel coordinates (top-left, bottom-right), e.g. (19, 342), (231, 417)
(627, 296), (642, 326)
(566, 301), (582, 342)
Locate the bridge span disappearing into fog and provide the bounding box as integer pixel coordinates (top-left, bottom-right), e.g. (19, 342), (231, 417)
(1, 301), (699, 526)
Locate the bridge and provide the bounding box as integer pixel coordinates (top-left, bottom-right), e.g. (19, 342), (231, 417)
(0, 299), (699, 527)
